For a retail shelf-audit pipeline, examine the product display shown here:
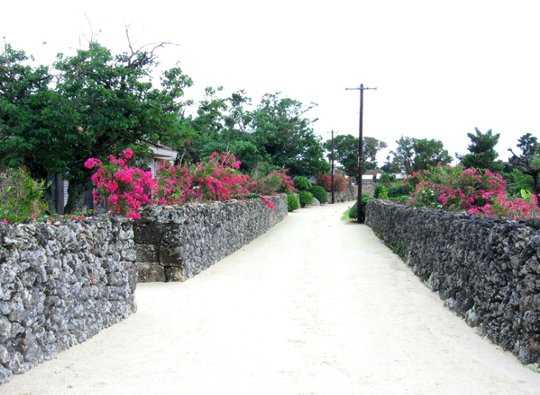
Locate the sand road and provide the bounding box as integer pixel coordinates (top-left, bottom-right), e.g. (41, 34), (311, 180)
(2, 202), (540, 394)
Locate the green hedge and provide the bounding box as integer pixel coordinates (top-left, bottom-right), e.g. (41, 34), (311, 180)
(287, 194), (300, 212)
(310, 185), (328, 204)
(298, 190), (314, 207)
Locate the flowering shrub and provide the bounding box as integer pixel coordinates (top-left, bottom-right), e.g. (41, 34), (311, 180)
(316, 174), (349, 192)
(406, 165), (540, 220)
(87, 150), (278, 217)
(191, 152), (255, 201)
(253, 169), (294, 195)
(84, 149), (156, 219)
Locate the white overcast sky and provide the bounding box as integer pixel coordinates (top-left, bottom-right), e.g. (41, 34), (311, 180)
(2, 0), (539, 163)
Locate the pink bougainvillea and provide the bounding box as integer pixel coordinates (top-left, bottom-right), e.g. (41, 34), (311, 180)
(86, 150), (277, 219)
(85, 149), (155, 219)
(406, 165), (540, 220)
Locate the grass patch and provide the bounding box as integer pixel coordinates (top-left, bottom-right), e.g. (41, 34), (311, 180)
(341, 207), (352, 221)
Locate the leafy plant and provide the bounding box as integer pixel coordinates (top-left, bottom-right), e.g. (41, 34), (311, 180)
(251, 164), (295, 195)
(293, 176), (312, 191)
(347, 194), (372, 223)
(0, 169), (47, 223)
(287, 193), (300, 212)
(316, 174), (349, 192)
(374, 184), (389, 199)
(405, 165), (540, 220)
(309, 185), (328, 204)
(298, 190), (314, 207)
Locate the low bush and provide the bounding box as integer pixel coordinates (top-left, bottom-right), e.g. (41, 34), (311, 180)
(251, 164), (295, 195)
(347, 194), (372, 223)
(374, 185), (389, 199)
(310, 185), (328, 204)
(287, 193), (300, 212)
(298, 190), (314, 207)
(293, 176), (312, 191)
(0, 168), (47, 223)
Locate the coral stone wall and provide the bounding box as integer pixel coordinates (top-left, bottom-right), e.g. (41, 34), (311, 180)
(366, 199), (540, 365)
(134, 196), (287, 282)
(0, 217), (136, 384)
(328, 185), (358, 203)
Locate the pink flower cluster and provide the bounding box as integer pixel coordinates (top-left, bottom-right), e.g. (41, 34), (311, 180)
(407, 165), (540, 220)
(85, 149), (156, 219)
(86, 150), (281, 217)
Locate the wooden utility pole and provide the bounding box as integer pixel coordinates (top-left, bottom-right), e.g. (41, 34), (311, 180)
(346, 84), (377, 222)
(331, 129), (335, 204)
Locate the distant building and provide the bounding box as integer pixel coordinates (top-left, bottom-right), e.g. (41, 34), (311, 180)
(147, 144), (177, 177)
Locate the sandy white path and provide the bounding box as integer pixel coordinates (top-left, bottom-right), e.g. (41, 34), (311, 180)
(2, 202), (540, 395)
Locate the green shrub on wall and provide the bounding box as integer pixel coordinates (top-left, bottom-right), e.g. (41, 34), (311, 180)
(0, 168), (47, 223)
(287, 194), (300, 212)
(298, 190), (313, 207)
(293, 176), (312, 191)
(310, 185), (328, 204)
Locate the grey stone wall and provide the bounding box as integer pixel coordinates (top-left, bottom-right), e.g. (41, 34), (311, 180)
(134, 196), (287, 282)
(328, 185), (358, 203)
(0, 217), (136, 384)
(366, 199), (540, 366)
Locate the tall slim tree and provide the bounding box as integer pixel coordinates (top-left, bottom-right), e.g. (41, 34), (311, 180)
(458, 128), (502, 171)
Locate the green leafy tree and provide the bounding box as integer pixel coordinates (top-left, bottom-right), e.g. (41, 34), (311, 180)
(250, 93), (329, 176)
(180, 88), (263, 170)
(385, 136), (453, 174)
(0, 43), (72, 180)
(508, 133), (540, 194)
(323, 134), (386, 177)
(458, 128), (502, 171)
(54, 41), (192, 211)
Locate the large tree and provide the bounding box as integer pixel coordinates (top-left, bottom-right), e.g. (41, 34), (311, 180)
(458, 128), (502, 171)
(385, 136), (453, 174)
(0, 43), (73, 180)
(250, 93), (329, 176)
(508, 133), (540, 194)
(323, 134), (386, 177)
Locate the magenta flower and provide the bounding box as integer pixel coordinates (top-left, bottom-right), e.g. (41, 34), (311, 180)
(84, 158), (102, 169)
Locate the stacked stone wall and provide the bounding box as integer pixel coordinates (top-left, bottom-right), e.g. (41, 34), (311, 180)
(0, 217), (136, 383)
(134, 195), (287, 282)
(366, 199), (540, 365)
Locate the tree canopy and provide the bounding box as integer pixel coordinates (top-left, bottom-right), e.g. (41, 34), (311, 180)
(508, 133), (540, 194)
(458, 128), (502, 171)
(383, 136), (453, 174)
(323, 134), (386, 177)
(0, 41), (193, 210)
